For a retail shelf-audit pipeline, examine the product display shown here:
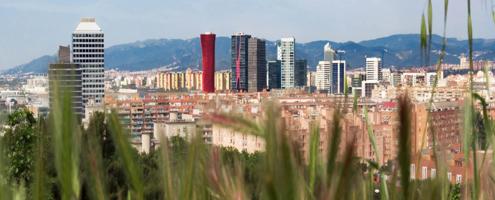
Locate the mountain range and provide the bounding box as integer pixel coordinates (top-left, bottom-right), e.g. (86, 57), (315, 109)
(5, 34), (495, 74)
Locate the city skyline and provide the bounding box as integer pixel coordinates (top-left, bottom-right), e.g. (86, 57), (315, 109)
(1, 0), (494, 69)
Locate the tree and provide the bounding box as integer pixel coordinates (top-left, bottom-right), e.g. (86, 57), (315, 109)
(2, 108), (37, 184)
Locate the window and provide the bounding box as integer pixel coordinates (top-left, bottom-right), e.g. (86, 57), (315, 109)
(431, 169), (436, 178)
(456, 175), (462, 184)
(422, 167), (428, 179)
(447, 172), (452, 181)
(410, 164), (416, 179)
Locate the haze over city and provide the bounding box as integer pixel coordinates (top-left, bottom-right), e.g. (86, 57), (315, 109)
(1, 0), (494, 69)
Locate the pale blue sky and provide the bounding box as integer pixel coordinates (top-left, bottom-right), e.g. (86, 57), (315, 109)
(1, 0), (494, 69)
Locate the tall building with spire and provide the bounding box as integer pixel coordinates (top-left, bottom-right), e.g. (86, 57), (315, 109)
(200, 32), (216, 93)
(71, 17), (105, 105)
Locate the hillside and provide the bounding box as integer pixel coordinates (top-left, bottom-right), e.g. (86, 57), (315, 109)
(5, 34), (495, 74)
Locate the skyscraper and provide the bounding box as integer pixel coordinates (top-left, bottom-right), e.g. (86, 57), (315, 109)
(331, 60), (346, 94)
(200, 32), (216, 93)
(247, 37), (267, 92)
(267, 60), (281, 89)
(71, 18), (105, 105)
(49, 47), (83, 119)
(231, 33), (251, 92)
(278, 37), (295, 89)
(366, 57), (382, 81)
(295, 59), (307, 87)
(323, 43), (335, 62)
(315, 61), (331, 91)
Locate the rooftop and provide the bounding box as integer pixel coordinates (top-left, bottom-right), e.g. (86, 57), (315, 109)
(73, 17), (103, 34)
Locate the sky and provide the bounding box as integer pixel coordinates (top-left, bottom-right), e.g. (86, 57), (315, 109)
(1, 0), (495, 69)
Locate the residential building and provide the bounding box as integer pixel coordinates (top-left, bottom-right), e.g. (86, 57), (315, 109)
(366, 57), (382, 81)
(315, 61), (331, 91)
(279, 37), (296, 88)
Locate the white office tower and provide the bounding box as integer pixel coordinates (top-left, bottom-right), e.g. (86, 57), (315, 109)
(366, 57), (382, 81)
(72, 18), (105, 105)
(315, 61), (331, 91)
(278, 37), (296, 88)
(323, 42), (335, 62)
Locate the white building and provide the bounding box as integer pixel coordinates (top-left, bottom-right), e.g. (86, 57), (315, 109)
(279, 37), (296, 89)
(323, 42), (335, 62)
(72, 18), (105, 105)
(381, 68), (391, 83)
(315, 61), (331, 91)
(366, 57), (382, 81)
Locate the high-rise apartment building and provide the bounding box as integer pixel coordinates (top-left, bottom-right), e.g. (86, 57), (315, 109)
(295, 60), (307, 87)
(247, 37), (267, 92)
(366, 57), (382, 81)
(215, 70), (231, 92)
(71, 18), (105, 105)
(315, 61), (331, 91)
(200, 32), (216, 93)
(231, 33), (251, 92)
(331, 60), (346, 94)
(278, 37), (296, 88)
(267, 60), (281, 89)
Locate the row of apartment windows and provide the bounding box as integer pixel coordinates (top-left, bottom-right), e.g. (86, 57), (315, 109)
(82, 74), (104, 78)
(73, 59), (104, 63)
(73, 34), (104, 37)
(73, 44), (104, 48)
(73, 49), (104, 53)
(82, 89), (105, 93)
(412, 164), (463, 184)
(83, 84), (104, 88)
(73, 39), (104, 43)
(82, 69), (104, 73)
(73, 54), (104, 58)
(80, 64), (105, 68)
(83, 79), (104, 83)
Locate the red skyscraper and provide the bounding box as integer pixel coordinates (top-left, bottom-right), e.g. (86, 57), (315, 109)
(200, 32), (216, 93)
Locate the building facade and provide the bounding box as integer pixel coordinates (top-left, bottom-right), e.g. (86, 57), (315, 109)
(279, 37), (296, 88)
(200, 32), (216, 93)
(231, 33), (251, 92)
(331, 60), (346, 94)
(48, 63), (84, 119)
(71, 17), (105, 105)
(247, 37), (267, 92)
(366, 57), (382, 81)
(295, 60), (307, 87)
(267, 60), (281, 89)
(315, 61), (331, 91)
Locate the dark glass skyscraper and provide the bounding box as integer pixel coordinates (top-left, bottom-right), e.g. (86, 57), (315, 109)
(331, 60), (346, 94)
(200, 32), (216, 93)
(231, 33), (251, 92)
(267, 60), (281, 89)
(247, 37), (266, 92)
(294, 59), (307, 87)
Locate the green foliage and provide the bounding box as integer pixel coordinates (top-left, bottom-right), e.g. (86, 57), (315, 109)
(2, 108), (37, 184)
